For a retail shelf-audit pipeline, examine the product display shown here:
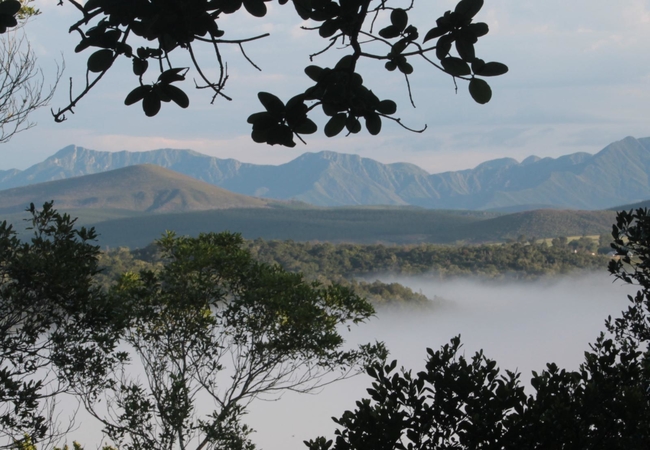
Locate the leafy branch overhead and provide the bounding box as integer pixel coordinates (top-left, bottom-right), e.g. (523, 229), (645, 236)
(52, 0), (507, 146)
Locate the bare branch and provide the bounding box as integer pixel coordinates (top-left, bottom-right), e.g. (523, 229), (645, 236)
(0, 31), (62, 144)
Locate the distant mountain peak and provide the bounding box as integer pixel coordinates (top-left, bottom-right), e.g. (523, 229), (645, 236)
(3, 137), (650, 211)
(521, 155), (541, 165)
(474, 157), (519, 171)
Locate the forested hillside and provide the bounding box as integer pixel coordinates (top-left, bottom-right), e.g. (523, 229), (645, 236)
(97, 237), (610, 309)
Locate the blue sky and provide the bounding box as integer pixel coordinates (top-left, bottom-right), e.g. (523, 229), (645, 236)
(1, 0), (649, 173)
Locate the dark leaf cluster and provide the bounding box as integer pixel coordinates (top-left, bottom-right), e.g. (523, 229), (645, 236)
(53, 0), (507, 144)
(0, 0), (20, 34)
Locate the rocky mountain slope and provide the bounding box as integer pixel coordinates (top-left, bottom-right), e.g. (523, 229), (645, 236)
(2, 136), (649, 210)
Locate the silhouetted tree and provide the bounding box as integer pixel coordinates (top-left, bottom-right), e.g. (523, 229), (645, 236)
(52, 0), (507, 146)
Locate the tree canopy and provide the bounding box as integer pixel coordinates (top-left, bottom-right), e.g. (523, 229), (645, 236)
(50, 0), (507, 146)
(0, 204), (386, 449)
(70, 231), (385, 450)
(0, 203), (126, 448)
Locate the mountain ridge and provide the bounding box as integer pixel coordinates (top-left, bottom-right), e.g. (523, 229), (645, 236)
(0, 164), (272, 214)
(2, 136), (649, 210)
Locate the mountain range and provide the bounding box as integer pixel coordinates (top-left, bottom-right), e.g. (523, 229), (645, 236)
(1, 136), (649, 210)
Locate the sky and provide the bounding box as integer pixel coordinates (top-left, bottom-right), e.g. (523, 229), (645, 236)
(0, 0), (649, 173)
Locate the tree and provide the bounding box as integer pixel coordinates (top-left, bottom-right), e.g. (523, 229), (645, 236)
(70, 231), (385, 450)
(52, 0), (507, 146)
(305, 208), (650, 449)
(0, 203), (126, 449)
(0, 0), (61, 144)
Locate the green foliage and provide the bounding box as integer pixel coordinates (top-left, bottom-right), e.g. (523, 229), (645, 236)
(96, 235), (609, 314)
(11, 435), (117, 450)
(0, 203), (125, 445)
(244, 239), (607, 280)
(306, 209), (650, 449)
(52, 0), (507, 145)
(80, 231), (385, 450)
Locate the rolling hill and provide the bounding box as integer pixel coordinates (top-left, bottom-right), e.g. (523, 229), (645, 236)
(0, 165), (617, 247)
(0, 164), (272, 215)
(2, 136), (650, 210)
(31, 207), (610, 249)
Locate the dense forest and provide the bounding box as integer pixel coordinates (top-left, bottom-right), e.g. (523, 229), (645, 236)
(98, 236), (611, 308)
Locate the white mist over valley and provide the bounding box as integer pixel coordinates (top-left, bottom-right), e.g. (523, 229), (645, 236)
(246, 272), (637, 450)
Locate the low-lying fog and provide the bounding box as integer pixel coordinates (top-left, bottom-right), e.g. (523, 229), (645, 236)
(53, 272), (638, 450)
(246, 272), (638, 450)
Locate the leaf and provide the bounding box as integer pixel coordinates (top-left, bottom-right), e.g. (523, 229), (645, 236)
(468, 22), (489, 37)
(455, 38), (475, 62)
(335, 55), (354, 70)
(471, 58), (485, 73)
(87, 49), (114, 73)
(321, 102), (339, 116)
(220, 0), (243, 14)
(251, 128), (268, 143)
(248, 112), (277, 130)
(0, 0), (21, 16)
(304, 65), (324, 82)
(0, 14), (16, 27)
(293, 0), (311, 20)
(436, 34), (454, 60)
(454, 0), (484, 20)
(293, 119), (318, 134)
(84, 0), (103, 11)
(319, 19), (338, 38)
(258, 92), (285, 115)
(161, 85), (189, 108)
(385, 61), (397, 71)
(390, 9), (408, 31)
(75, 40), (91, 53)
(392, 38), (409, 55)
(345, 116), (361, 134)
(365, 113), (382, 135)
(132, 58), (148, 76)
(142, 91), (161, 116)
(376, 100), (397, 115)
(266, 124), (295, 146)
(423, 27), (445, 43)
(124, 85), (150, 105)
(473, 61), (508, 77)
(286, 94), (306, 112)
(158, 68), (186, 84)
(247, 111), (272, 125)
(469, 78), (492, 104)
(378, 25), (401, 40)
(397, 61), (413, 75)
(441, 57), (471, 76)
(324, 113), (347, 137)
(243, 0), (267, 17)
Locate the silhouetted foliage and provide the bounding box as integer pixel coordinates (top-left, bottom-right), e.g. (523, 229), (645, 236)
(52, 0), (507, 146)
